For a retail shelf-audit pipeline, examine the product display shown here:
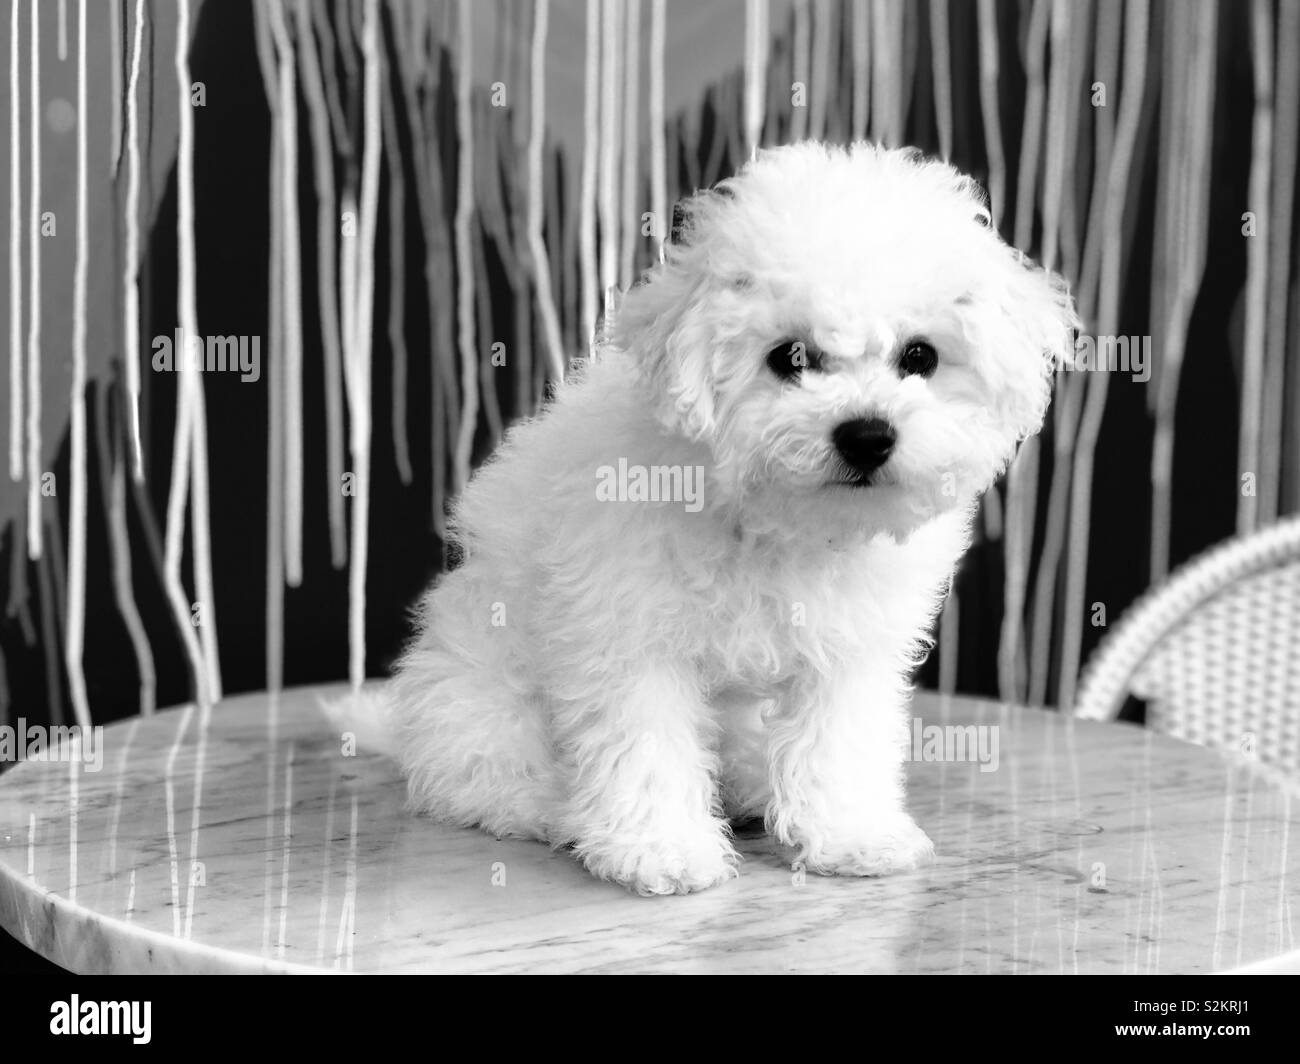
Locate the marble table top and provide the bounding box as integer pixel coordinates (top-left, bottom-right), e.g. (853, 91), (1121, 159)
(1, 684), (1298, 974)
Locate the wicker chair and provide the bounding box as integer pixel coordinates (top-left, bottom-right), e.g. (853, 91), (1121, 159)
(1072, 516), (1300, 776)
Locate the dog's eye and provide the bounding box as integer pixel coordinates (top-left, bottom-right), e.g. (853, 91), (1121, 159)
(766, 340), (822, 381)
(898, 340), (938, 378)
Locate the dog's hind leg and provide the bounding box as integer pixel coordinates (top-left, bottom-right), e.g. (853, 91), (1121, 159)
(390, 652), (561, 842)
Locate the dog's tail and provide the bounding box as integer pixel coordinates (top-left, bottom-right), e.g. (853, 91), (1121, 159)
(317, 685), (401, 759)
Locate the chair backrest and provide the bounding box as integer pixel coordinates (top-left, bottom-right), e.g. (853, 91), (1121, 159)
(1072, 517), (1300, 774)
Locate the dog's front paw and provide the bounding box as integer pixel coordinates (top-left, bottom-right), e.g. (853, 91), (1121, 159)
(799, 815), (934, 877)
(579, 828), (740, 896)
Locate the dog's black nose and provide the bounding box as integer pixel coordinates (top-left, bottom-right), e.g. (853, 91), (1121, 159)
(832, 417), (896, 477)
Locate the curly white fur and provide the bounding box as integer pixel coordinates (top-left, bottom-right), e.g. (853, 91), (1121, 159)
(379, 142), (1077, 895)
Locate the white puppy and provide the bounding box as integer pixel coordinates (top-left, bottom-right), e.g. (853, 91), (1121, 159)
(384, 141), (1076, 895)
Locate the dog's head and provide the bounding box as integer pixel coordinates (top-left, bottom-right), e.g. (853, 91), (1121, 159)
(612, 141), (1078, 540)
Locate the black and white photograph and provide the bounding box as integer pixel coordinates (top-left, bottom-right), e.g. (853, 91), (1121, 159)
(0, 0), (1297, 1016)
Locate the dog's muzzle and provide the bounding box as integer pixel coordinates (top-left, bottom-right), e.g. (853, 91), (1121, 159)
(832, 417), (896, 482)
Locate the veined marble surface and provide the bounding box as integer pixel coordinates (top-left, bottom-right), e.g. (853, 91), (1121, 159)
(1, 684), (1297, 974)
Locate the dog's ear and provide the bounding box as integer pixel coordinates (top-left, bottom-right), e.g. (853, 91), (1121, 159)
(611, 186), (738, 441)
(613, 264), (718, 441)
(970, 251), (1079, 442)
(668, 184), (735, 248)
